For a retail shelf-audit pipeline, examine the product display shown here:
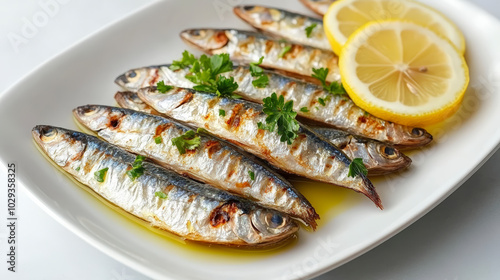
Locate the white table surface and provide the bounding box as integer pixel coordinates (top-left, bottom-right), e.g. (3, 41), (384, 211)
(1, 0), (499, 279)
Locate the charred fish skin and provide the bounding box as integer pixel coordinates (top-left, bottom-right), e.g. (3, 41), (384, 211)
(299, 0), (334, 16)
(137, 86), (382, 209)
(32, 125), (298, 246)
(114, 91), (411, 176)
(233, 5), (330, 51)
(179, 28), (340, 84)
(73, 105), (319, 229)
(115, 65), (433, 149)
(312, 127), (412, 176)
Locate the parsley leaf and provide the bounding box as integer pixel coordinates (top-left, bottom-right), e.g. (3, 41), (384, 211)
(279, 46), (292, 58)
(170, 50), (197, 70)
(171, 130), (201, 154)
(248, 170), (255, 181)
(154, 136), (162, 144)
(259, 93), (300, 145)
(157, 81), (173, 93)
(94, 167), (109, 183)
(252, 74), (269, 88)
(300, 107), (309, 113)
(348, 158), (368, 178)
(75, 166), (80, 171)
(249, 56), (265, 77)
(312, 67), (347, 95)
(155, 191), (168, 199)
(318, 97), (326, 106)
(127, 155), (146, 181)
(305, 23), (317, 38)
(219, 109), (226, 116)
(215, 76), (239, 98)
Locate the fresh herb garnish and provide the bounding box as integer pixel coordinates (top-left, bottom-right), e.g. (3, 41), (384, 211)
(318, 97), (326, 106)
(305, 23), (317, 38)
(75, 166), (80, 171)
(94, 167), (109, 183)
(157, 81), (174, 93)
(219, 109), (226, 116)
(127, 155), (146, 181)
(348, 158), (368, 178)
(258, 93), (299, 145)
(155, 191), (168, 199)
(248, 170), (255, 181)
(196, 127), (208, 134)
(312, 67), (347, 95)
(172, 52), (240, 98)
(154, 136), (162, 144)
(279, 46), (292, 58)
(171, 130), (201, 154)
(249, 56), (269, 88)
(300, 107), (309, 113)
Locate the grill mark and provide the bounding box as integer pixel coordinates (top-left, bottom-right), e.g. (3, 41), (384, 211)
(154, 123), (173, 138)
(225, 103), (244, 129)
(209, 202), (238, 227)
(264, 40), (273, 54)
(148, 68), (160, 86)
(205, 141), (221, 159)
(177, 92), (193, 108)
(235, 182), (251, 189)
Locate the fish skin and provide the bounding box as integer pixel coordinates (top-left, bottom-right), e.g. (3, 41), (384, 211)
(299, 0), (335, 16)
(137, 86), (383, 209)
(115, 91), (411, 176)
(32, 125), (298, 246)
(73, 105), (319, 229)
(234, 5), (331, 51)
(179, 28), (340, 84)
(311, 127), (412, 176)
(115, 65), (433, 149)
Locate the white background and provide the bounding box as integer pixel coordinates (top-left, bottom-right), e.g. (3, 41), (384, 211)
(1, 0), (499, 279)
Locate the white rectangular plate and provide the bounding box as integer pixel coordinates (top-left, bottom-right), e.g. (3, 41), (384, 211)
(1, 0), (500, 279)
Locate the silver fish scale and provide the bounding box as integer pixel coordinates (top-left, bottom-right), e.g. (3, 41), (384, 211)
(137, 88), (381, 208)
(32, 126), (298, 245)
(74, 106), (317, 227)
(214, 30), (340, 82)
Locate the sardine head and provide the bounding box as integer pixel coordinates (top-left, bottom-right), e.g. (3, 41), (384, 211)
(233, 5), (282, 25)
(398, 127), (433, 149)
(367, 143), (412, 175)
(32, 125), (86, 167)
(115, 67), (154, 91)
(73, 105), (124, 133)
(248, 208), (298, 244)
(180, 29), (229, 52)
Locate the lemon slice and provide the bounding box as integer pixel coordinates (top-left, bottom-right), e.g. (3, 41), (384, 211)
(324, 0), (465, 55)
(339, 21), (469, 127)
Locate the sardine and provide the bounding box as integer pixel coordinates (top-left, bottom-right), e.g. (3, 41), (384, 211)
(299, 0), (335, 16)
(234, 6), (330, 51)
(137, 86), (383, 209)
(32, 125), (298, 246)
(115, 65), (433, 149)
(179, 29), (340, 84)
(73, 105), (319, 228)
(312, 127), (411, 175)
(115, 91), (411, 176)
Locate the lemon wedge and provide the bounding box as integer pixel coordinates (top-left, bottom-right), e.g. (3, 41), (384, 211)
(339, 21), (469, 127)
(324, 0), (465, 55)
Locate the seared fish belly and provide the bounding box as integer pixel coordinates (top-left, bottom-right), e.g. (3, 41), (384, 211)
(115, 65), (433, 149)
(114, 91), (411, 176)
(73, 105), (319, 228)
(137, 87), (383, 209)
(32, 125), (298, 246)
(234, 5), (330, 51)
(179, 29), (340, 84)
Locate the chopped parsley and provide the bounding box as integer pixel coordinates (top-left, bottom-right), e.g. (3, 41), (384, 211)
(196, 127), (208, 134)
(305, 23), (318, 38)
(300, 107), (309, 113)
(219, 109), (226, 116)
(258, 93), (299, 145)
(127, 155), (146, 181)
(348, 158), (368, 178)
(248, 170), (255, 181)
(279, 45), (292, 58)
(171, 130), (201, 154)
(312, 67), (347, 95)
(94, 167), (109, 183)
(155, 191), (168, 199)
(318, 97), (326, 106)
(156, 81), (174, 93)
(249, 56), (269, 88)
(172, 51), (240, 98)
(154, 136), (162, 144)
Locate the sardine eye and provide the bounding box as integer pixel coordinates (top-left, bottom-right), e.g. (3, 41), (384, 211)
(243, 5), (254, 11)
(127, 71), (137, 78)
(265, 213), (285, 229)
(190, 29), (201, 36)
(412, 128), (425, 137)
(40, 127), (57, 142)
(80, 105), (98, 116)
(381, 145), (398, 159)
